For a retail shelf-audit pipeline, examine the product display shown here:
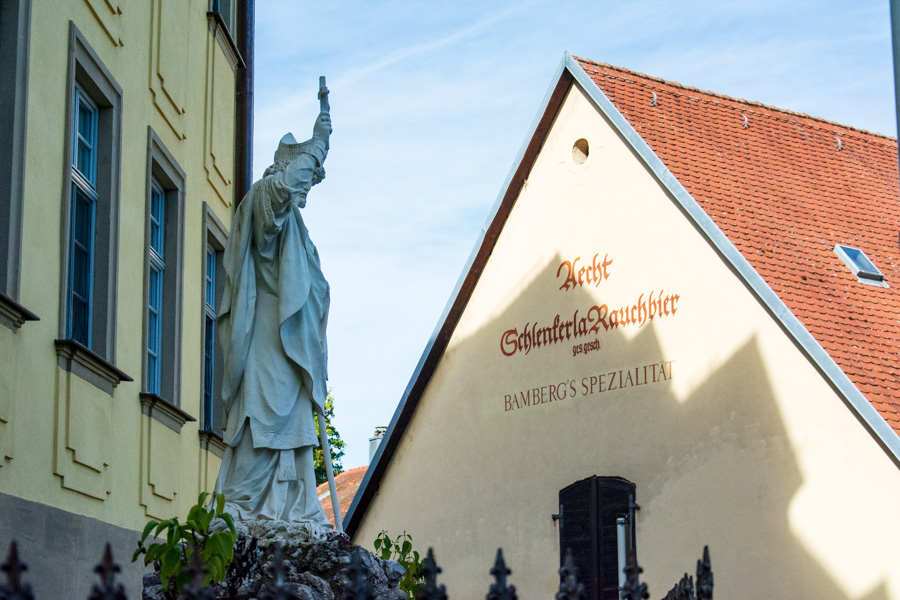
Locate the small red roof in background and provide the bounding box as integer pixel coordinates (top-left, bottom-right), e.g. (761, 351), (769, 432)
(576, 57), (900, 434)
(317, 466), (367, 526)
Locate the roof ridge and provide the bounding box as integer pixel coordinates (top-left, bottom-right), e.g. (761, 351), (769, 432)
(573, 56), (898, 143)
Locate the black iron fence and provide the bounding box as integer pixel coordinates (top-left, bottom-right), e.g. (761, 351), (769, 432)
(0, 539), (712, 600)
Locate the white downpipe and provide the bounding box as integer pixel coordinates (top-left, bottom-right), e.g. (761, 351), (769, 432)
(616, 516), (627, 597)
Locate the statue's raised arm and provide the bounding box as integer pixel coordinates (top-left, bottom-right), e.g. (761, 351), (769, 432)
(215, 78), (336, 538)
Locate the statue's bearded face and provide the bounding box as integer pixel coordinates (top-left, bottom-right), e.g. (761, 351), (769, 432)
(294, 180), (312, 204)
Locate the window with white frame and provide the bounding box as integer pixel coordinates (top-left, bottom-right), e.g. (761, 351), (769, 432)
(67, 86), (99, 347)
(201, 203), (227, 436)
(55, 23), (129, 395)
(203, 248), (217, 428)
(142, 129), (185, 408)
(834, 244), (888, 287)
(147, 180), (165, 393)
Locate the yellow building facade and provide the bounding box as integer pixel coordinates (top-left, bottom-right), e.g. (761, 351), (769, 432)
(0, 0), (245, 596)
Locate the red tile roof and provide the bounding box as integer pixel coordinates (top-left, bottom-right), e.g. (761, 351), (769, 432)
(317, 466), (367, 526)
(575, 57), (900, 434)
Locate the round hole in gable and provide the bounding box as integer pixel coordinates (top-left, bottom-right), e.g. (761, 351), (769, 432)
(572, 138), (589, 164)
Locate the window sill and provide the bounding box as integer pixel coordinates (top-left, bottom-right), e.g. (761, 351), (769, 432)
(55, 338), (132, 396)
(140, 393), (196, 433)
(0, 292), (39, 331)
(206, 12), (244, 71)
(199, 429), (227, 458)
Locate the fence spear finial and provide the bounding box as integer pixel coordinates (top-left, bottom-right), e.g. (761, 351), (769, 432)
(695, 546), (713, 600)
(87, 544), (126, 600)
(555, 549), (584, 600)
(486, 548), (516, 600)
(342, 548), (373, 600)
(179, 545), (216, 600)
(416, 548), (447, 600)
(621, 548), (649, 600)
(258, 543), (296, 600)
(0, 541), (34, 600)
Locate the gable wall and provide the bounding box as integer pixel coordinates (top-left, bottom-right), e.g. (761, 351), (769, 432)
(354, 83), (900, 600)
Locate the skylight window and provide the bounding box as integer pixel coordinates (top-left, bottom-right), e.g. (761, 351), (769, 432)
(834, 244), (887, 286)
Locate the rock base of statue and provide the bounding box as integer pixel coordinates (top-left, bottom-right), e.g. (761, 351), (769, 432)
(141, 520), (407, 600)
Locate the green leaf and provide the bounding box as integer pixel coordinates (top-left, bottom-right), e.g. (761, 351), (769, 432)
(216, 493), (225, 516)
(207, 555), (224, 581)
(153, 520), (171, 537)
(141, 521), (158, 543)
(143, 545), (160, 565)
(198, 491), (210, 508)
(183, 520), (201, 535)
(160, 545), (181, 584)
(204, 533), (223, 556)
(175, 569), (192, 593)
(198, 509), (214, 533)
(401, 540), (412, 555)
(212, 532), (233, 557)
(221, 512), (236, 536)
(186, 504), (202, 525)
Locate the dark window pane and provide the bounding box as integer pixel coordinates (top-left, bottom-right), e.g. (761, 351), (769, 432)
(74, 90), (97, 185)
(76, 140), (92, 180)
(203, 315), (215, 429)
(72, 246), (90, 298)
(74, 192), (94, 246)
(147, 266), (163, 394)
(147, 353), (159, 394)
(150, 185), (165, 257)
(71, 296), (89, 346)
(68, 184), (94, 348)
(77, 101), (93, 140)
(206, 249), (216, 309)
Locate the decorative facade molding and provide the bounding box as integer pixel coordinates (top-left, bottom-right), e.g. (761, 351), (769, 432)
(139, 392), (196, 433)
(55, 338), (132, 395)
(0, 292), (38, 332)
(198, 429), (227, 459)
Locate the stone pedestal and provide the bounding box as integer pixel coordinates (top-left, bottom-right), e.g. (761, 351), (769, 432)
(142, 521), (406, 600)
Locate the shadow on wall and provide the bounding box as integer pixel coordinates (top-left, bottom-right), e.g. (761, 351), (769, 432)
(367, 252), (893, 600)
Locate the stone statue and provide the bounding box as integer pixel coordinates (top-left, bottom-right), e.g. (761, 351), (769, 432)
(215, 79), (338, 537)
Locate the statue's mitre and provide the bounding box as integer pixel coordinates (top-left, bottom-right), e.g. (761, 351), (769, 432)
(274, 132), (320, 164)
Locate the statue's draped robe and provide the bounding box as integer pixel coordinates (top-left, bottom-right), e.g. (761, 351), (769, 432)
(214, 155), (330, 527)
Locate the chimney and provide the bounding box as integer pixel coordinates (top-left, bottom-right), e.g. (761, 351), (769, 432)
(368, 426), (387, 464)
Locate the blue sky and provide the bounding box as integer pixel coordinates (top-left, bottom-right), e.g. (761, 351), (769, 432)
(253, 0), (896, 469)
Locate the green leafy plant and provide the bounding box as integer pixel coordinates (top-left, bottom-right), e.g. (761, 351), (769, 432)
(313, 391), (345, 485)
(132, 492), (237, 595)
(374, 530), (425, 600)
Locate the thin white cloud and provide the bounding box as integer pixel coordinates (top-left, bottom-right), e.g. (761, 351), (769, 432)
(259, 0), (549, 123)
(334, 0), (547, 88)
(251, 0), (896, 468)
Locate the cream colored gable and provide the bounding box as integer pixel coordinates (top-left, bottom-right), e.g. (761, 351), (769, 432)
(355, 82), (900, 600)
